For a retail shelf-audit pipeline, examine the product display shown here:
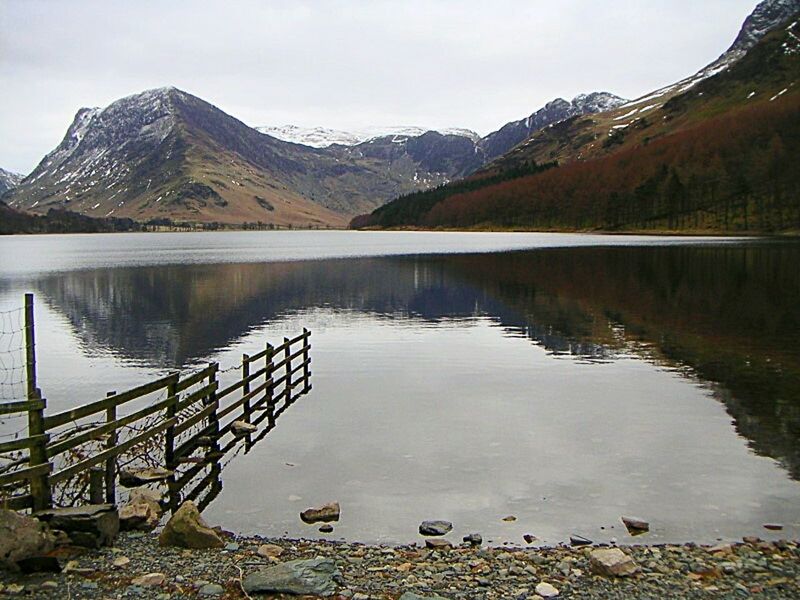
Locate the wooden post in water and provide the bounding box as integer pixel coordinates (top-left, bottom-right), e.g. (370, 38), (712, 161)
(205, 364), (220, 459)
(242, 353), (251, 422)
(25, 294), (51, 511)
(164, 376), (179, 512)
(265, 343), (275, 425)
(284, 337), (291, 401)
(105, 391), (117, 504)
(302, 328), (311, 394)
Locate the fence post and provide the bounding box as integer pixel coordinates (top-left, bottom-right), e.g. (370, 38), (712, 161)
(165, 376), (179, 513)
(24, 294), (51, 511)
(164, 377), (178, 471)
(105, 391), (117, 504)
(284, 337), (291, 402)
(242, 353), (251, 422)
(265, 343), (275, 425)
(205, 364), (220, 458)
(89, 468), (104, 504)
(302, 328), (311, 394)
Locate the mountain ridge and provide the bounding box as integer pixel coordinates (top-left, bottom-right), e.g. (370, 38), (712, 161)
(352, 3), (800, 233)
(0, 167), (22, 195)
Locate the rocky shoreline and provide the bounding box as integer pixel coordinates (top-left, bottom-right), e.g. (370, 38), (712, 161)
(2, 530), (799, 599)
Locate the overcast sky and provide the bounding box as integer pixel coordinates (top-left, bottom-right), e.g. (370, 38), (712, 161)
(1, 0), (758, 175)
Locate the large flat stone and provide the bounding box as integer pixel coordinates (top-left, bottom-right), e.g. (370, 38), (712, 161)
(243, 558), (338, 596)
(35, 504), (119, 548)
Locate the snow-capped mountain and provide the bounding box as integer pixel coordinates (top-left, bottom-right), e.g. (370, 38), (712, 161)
(727, 0), (800, 57)
(5, 88), (492, 224)
(0, 168), (23, 195)
(257, 124), (480, 148)
(480, 92), (628, 161)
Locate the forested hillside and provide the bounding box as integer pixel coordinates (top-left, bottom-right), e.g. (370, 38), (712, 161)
(352, 17), (800, 233)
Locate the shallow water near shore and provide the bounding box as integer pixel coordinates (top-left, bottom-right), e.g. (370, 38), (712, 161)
(1, 231), (799, 546)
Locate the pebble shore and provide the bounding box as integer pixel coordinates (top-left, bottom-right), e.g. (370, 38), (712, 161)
(2, 532), (799, 599)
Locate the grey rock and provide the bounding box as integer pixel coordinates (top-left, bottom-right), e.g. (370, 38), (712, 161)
(399, 593), (451, 600)
(119, 467), (173, 487)
(198, 583), (224, 596)
(0, 509), (56, 571)
(419, 520), (453, 536)
(462, 533), (482, 546)
(231, 420), (257, 436)
(119, 501), (160, 532)
(621, 516), (649, 534)
(569, 534), (593, 546)
(300, 502), (340, 524)
(589, 548), (638, 577)
(158, 501), (223, 549)
(243, 557), (338, 596)
(34, 504), (119, 548)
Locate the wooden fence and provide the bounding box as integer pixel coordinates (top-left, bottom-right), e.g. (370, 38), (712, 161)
(0, 294), (312, 513)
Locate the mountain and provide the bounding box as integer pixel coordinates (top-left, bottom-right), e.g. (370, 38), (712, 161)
(4, 88), (493, 226)
(0, 168), (22, 195)
(480, 92), (627, 162)
(6, 83), (624, 227)
(353, 1), (800, 233)
(257, 124), (481, 148)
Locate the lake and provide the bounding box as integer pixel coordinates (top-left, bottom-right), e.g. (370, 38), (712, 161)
(1, 231), (799, 546)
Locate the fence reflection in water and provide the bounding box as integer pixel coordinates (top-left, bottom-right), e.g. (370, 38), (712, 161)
(0, 296), (312, 515)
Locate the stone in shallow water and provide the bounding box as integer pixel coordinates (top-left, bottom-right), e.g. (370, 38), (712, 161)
(418, 520), (452, 536)
(621, 515), (650, 534)
(569, 534), (593, 546)
(463, 533), (482, 546)
(119, 467), (173, 487)
(763, 523), (783, 531)
(243, 558), (338, 596)
(300, 502), (341, 524)
(589, 547), (638, 577)
(231, 420), (257, 436)
(399, 593), (451, 600)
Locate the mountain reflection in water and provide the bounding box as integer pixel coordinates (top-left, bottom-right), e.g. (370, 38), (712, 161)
(33, 242), (800, 484)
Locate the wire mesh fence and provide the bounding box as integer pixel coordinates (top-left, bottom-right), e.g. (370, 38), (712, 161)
(0, 304), (30, 405)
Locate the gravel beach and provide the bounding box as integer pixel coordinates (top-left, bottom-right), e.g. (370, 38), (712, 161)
(2, 532), (799, 599)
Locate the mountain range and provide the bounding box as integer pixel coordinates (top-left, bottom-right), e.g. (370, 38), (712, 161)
(353, 0), (800, 233)
(2, 86), (624, 227)
(3, 0), (798, 231)
(256, 125), (481, 148)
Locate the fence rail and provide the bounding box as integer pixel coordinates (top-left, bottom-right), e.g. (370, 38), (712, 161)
(0, 294), (312, 513)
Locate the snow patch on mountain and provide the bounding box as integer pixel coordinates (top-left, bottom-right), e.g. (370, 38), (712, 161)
(257, 124), (481, 148)
(0, 168), (23, 195)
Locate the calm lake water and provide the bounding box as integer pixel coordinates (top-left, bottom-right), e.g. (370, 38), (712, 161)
(1, 231), (799, 546)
